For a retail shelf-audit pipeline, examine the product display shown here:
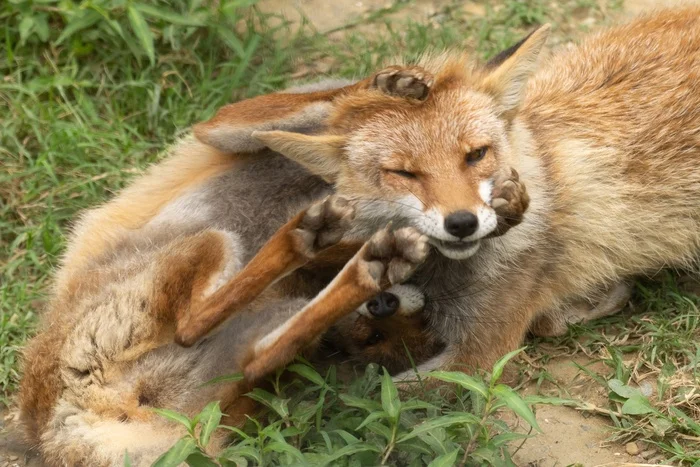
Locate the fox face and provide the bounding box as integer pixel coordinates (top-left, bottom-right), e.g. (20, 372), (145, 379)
(253, 26), (549, 259)
(325, 284), (444, 373)
(331, 87), (510, 259)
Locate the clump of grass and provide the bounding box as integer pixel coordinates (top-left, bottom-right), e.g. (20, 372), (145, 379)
(144, 350), (560, 466)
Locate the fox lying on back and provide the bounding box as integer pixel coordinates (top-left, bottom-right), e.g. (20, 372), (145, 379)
(219, 7), (700, 374)
(17, 70), (460, 466)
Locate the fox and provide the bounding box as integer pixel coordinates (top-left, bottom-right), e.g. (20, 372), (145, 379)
(192, 6), (700, 379)
(17, 69), (483, 466)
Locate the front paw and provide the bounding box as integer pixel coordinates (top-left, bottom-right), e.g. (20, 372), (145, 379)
(489, 168), (529, 237)
(291, 195), (355, 257)
(358, 226), (430, 288)
(371, 65), (434, 101)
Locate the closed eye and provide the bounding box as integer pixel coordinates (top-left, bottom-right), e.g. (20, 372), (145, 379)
(386, 169), (417, 179)
(365, 330), (385, 346)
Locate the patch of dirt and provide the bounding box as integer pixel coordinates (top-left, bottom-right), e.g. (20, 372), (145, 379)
(0, 410), (42, 467)
(257, 0), (460, 35)
(506, 354), (645, 467)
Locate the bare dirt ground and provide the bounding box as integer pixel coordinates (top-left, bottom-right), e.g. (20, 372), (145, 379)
(2, 1), (696, 466)
(510, 354), (640, 467)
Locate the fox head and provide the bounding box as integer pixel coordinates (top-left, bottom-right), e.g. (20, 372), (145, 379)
(195, 25), (549, 259)
(324, 284), (444, 373)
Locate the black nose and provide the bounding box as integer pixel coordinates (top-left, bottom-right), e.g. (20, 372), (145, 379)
(366, 292), (400, 318)
(444, 210), (479, 239)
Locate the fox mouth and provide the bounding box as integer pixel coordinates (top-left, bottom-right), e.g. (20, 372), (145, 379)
(429, 238), (481, 260)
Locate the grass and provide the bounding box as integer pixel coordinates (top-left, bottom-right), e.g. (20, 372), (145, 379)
(2, 0), (699, 465)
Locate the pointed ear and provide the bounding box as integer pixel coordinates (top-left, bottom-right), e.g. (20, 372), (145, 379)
(193, 81), (359, 154)
(480, 24), (550, 118)
(253, 130), (346, 182)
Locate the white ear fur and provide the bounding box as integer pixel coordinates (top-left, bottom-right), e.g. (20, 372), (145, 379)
(481, 24), (550, 116)
(195, 101), (333, 154)
(252, 131), (346, 182)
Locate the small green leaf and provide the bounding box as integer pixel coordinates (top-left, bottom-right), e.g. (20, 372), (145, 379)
(492, 384), (540, 431)
(123, 450), (132, 467)
(330, 429), (360, 445)
(397, 413), (480, 443)
(215, 27), (245, 57)
(127, 5), (155, 65)
(428, 371), (488, 398)
(401, 400), (438, 411)
(621, 394), (655, 415)
(490, 431), (533, 447)
(198, 401), (223, 447)
(367, 421), (393, 441)
(246, 388), (289, 419)
(427, 449), (459, 467)
(608, 379), (640, 399)
(33, 14), (50, 42)
(320, 443), (380, 465)
(186, 451), (218, 467)
(491, 347), (525, 384)
(339, 394), (381, 412)
(201, 372), (244, 387)
(287, 363), (328, 388)
(219, 445), (260, 464)
(357, 410), (388, 430)
(152, 408), (195, 433)
(650, 417), (673, 437)
(135, 4), (206, 26)
(265, 440), (305, 463)
(152, 437), (198, 467)
(18, 16), (34, 45)
(381, 369), (401, 421)
(56, 10), (102, 45)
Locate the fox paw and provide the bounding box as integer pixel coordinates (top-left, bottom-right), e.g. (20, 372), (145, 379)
(292, 196), (355, 256)
(371, 65), (434, 101)
(358, 227), (430, 288)
(489, 168), (529, 237)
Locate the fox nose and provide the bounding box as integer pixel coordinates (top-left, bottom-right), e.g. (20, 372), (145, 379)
(366, 292), (400, 318)
(444, 210), (479, 239)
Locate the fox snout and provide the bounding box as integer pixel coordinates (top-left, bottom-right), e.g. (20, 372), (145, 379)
(444, 210), (480, 239)
(366, 291), (400, 317)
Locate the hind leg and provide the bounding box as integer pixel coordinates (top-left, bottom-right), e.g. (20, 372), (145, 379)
(530, 281), (632, 337)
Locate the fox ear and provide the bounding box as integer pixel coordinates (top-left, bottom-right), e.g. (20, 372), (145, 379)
(253, 130), (346, 182)
(480, 24), (550, 117)
(193, 88), (345, 154)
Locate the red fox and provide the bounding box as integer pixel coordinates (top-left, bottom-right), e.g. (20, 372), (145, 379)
(195, 7), (700, 378)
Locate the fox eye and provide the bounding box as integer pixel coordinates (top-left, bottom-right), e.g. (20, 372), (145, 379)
(465, 146), (488, 165)
(386, 169), (417, 179)
(365, 330), (385, 346)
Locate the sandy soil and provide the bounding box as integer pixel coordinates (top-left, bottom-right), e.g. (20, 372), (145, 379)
(4, 0), (696, 465)
(509, 354), (647, 467)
